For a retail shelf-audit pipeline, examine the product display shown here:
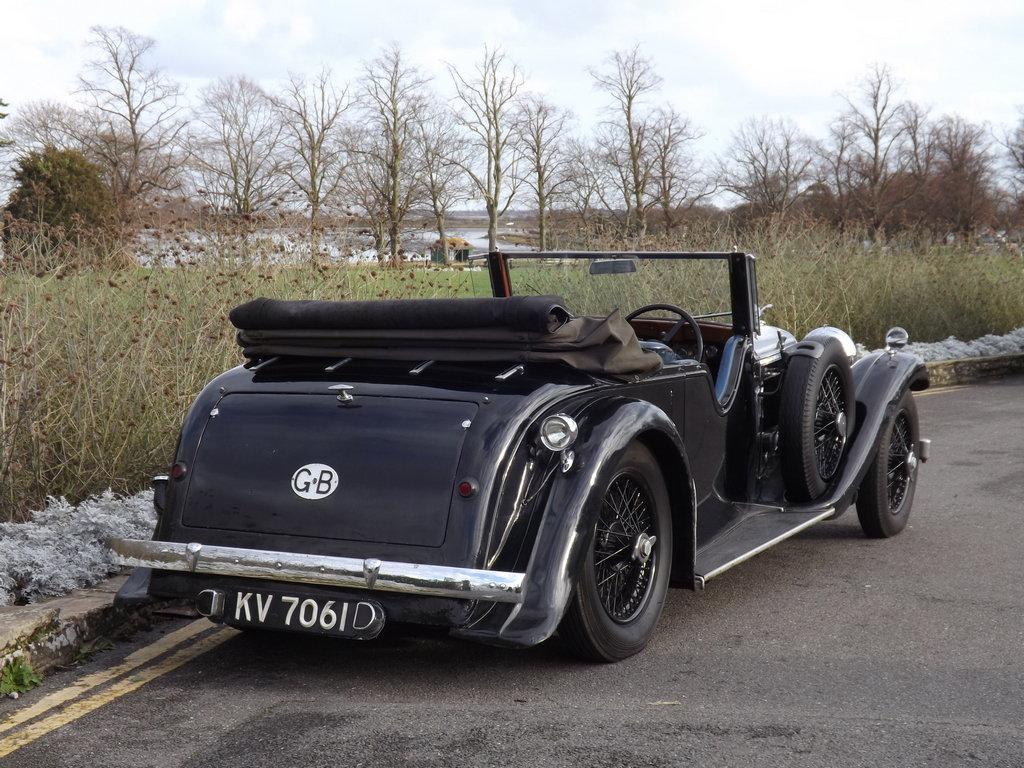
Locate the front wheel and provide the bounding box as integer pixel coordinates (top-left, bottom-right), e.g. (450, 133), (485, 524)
(559, 443), (672, 662)
(856, 390), (920, 538)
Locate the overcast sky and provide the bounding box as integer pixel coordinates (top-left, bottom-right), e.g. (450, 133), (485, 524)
(3, 0), (1023, 155)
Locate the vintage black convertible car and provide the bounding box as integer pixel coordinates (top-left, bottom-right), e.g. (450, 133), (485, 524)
(111, 251), (930, 661)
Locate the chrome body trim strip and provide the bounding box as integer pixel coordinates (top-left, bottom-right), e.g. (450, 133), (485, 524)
(495, 364), (525, 381)
(109, 538), (525, 603)
(408, 360), (435, 376)
(325, 357), (353, 372)
(699, 507), (834, 582)
(249, 356), (280, 372)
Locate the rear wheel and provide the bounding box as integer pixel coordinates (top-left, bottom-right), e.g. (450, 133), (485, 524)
(559, 443), (672, 662)
(856, 390), (920, 538)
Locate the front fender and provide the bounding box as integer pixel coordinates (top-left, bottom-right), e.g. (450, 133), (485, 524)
(453, 397), (692, 648)
(791, 350), (928, 515)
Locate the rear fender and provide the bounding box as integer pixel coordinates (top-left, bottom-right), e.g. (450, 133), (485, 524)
(454, 397), (694, 648)
(790, 350), (928, 515)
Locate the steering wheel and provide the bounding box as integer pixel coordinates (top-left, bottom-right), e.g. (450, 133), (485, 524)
(625, 303), (704, 363)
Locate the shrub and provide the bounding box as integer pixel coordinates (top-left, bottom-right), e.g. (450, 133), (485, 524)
(3, 146), (117, 269)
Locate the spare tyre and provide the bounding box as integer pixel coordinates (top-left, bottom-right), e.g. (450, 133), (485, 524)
(779, 335), (855, 502)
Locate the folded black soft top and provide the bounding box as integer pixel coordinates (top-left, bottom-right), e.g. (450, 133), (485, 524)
(229, 296), (661, 377)
(230, 296), (571, 335)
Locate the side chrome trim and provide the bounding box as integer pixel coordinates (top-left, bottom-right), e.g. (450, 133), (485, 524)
(699, 507), (834, 582)
(325, 357), (352, 372)
(249, 356), (280, 372)
(109, 538), (524, 603)
(495, 364), (525, 381)
(408, 360), (435, 376)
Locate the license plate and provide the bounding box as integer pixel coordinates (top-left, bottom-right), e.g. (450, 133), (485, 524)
(225, 589), (385, 639)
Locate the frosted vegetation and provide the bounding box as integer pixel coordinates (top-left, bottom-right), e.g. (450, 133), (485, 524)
(0, 491), (155, 605)
(900, 326), (1024, 362)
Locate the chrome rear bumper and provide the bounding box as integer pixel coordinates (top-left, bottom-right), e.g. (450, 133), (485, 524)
(108, 538), (524, 603)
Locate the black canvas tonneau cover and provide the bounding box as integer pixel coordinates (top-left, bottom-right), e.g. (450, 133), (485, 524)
(230, 297), (660, 377)
(230, 296), (571, 334)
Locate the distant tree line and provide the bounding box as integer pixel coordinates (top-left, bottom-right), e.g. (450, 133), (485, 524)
(3, 26), (1024, 261)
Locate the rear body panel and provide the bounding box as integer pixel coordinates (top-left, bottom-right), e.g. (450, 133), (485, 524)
(153, 359), (597, 575)
(182, 392), (477, 547)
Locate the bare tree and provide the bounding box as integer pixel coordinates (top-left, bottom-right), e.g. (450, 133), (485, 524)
(648, 106), (710, 232)
(416, 108), (469, 262)
(340, 125), (389, 256)
(897, 101), (937, 229)
(841, 64), (911, 236)
(813, 116), (857, 229)
(76, 26), (185, 223)
(189, 76), (285, 216)
(448, 46), (524, 252)
(563, 137), (603, 231)
(1003, 109), (1024, 198)
(592, 122), (636, 229)
(357, 44), (429, 263)
(718, 117), (814, 217)
(271, 68), (349, 235)
(930, 115), (997, 236)
(589, 46), (662, 238)
(0, 100), (85, 154)
(515, 94), (571, 250)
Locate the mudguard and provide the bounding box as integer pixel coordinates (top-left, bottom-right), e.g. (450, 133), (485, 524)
(453, 398), (694, 648)
(789, 350), (929, 516)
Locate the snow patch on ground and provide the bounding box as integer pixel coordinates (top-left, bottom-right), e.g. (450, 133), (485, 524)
(855, 326), (1024, 361)
(0, 491), (156, 606)
(897, 326), (1024, 362)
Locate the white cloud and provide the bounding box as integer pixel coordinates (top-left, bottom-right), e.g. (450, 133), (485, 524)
(1, 0), (1022, 155)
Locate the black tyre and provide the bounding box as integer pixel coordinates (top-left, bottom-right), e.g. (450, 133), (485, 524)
(856, 390), (920, 538)
(779, 336), (855, 502)
(559, 443), (672, 663)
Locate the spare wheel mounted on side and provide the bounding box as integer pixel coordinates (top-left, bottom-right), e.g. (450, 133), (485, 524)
(779, 335), (855, 502)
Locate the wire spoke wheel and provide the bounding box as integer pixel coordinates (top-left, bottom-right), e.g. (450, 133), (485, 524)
(593, 474), (657, 624)
(813, 365), (847, 480)
(560, 443), (672, 662)
(886, 413), (913, 513)
(856, 390), (919, 539)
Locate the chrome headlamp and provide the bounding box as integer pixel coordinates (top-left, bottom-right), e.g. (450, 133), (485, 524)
(885, 326), (909, 353)
(539, 414), (578, 452)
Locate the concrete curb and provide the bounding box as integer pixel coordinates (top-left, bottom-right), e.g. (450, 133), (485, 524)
(925, 352), (1024, 388)
(0, 576), (151, 680)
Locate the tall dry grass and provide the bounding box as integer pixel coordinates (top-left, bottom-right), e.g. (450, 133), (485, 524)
(1, 221), (1022, 520)
(554, 222), (1024, 344)
(1, 251), (485, 520)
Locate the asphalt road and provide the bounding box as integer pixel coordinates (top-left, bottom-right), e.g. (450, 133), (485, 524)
(3, 377), (1023, 767)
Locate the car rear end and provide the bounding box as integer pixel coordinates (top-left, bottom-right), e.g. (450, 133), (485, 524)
(110, 357), (585, 642)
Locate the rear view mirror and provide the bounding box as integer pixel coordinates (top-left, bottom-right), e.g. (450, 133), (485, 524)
(589, 259), (637, 275)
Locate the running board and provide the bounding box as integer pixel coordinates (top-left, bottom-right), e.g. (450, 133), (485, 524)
(694, 506), (834, 588)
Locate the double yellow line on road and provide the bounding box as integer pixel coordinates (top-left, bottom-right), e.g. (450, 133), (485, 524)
(0, 620), (236, 759)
